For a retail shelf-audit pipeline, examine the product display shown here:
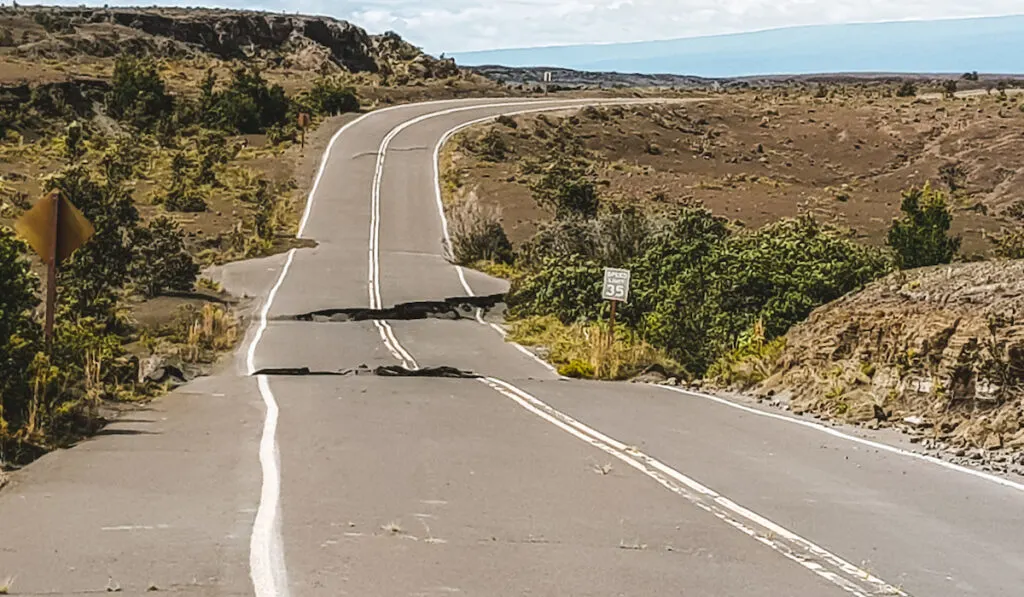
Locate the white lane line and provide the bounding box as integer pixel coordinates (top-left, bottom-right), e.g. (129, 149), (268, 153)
(244, 249), (299, 597)
(297, 97), (552, 238)
(368, 99), (657, 371)
(246, 249), (298, 376)
(363, 100), (905, 595)
(479, 376), (907, 597)
(427, 106), (1024, 494)
(251, 375), (290, 597)
(657, 385), (1024, 494)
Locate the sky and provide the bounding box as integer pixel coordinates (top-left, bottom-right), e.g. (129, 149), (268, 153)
(28, 1), (1024, 54)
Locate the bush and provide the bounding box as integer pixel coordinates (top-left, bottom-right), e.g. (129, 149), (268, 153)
(475, 128), (511, 162)
(895, 81), (918, 98)
(0, 228), (41, 438)
(304, 77), (359, 116)
(990, 228), (1024, 259)
(942, 80), (958, 98)
(132, 216), (199, 297)
(203, 68), (289, 134)
(887, 183), (961, 269)
(509, 208), (891, 377)
(45, 165), (139, 323)
(529, 154), (600, 218)
(446, 195), (513, 265)
(107, 55), (173, 129)
(495, 114), (518, 129)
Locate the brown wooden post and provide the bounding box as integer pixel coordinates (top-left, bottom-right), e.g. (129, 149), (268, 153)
(45, 192), (59, 347)
(608, 299), (617, 349)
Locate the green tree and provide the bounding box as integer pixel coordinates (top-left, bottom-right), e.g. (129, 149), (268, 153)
(529, 155), (600, 219)
(205, 67), (289, 134)
(304, 77), (359, 116)
(887, 183), (961, 269)
(107, 55), (173, 129)
(0, 227), (41, 438)
(45, 165), (139, 323)
(131, 216), (199, 297)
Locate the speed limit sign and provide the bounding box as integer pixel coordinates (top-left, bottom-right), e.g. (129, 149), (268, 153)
(602, 267), (630, 302)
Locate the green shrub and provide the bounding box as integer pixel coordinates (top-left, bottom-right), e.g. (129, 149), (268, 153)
(202, 68), (289, 134)
(0, 227), (41, 438)
(558, 359), (595, 379)
(107, 55), (173, 129)
(304, 77), (359, 116)
(529, 155), (600, 218)
(45, 165), (139, 324)
(132, 216), (199, 297)
(887, 183), (961, 269)
(509, 208), (891, 377)
(895, 81), (918, 98)
(475, 128), (511, 162)
(990, 228), (1024, 259)
(495, 114), (518, 128)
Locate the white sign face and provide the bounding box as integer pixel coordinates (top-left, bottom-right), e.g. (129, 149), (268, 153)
(543, 71), (552, 82)
(602, 267), (630, 302)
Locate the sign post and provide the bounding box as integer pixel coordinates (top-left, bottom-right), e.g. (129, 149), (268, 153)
(297, 112), (311, 149)
(14, 190), (94, 345)
(543, 71), (552, 95)
(601, 267), (630, 345)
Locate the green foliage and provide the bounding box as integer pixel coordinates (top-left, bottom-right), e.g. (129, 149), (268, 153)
(509, 208), (891, 377)
(523, 121), (602, 219)
(942, 79), (958, 98)
(303, 77), (360, 116)
(707, 321), (786, 389)
(529, 154), (600, 218)
(475, 128), (511, 162)
(558, 359), (595, 379)
(990, 228), (1024, 259)
(887, 183), (961, 269)
(895, 81), (918, 98)
(0, 228), (41, 436)
(107, 55), (173, 130)
(202, 67), (289, 134)
(962, 71), (980, 81)
(45, 165), (139, 324)
(131, 216), (199, 297)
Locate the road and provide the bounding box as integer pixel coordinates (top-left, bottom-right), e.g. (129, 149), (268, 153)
(1, 97), (1023, 596)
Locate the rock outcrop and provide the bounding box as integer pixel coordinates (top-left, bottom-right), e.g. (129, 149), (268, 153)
(6, 7), (458, 78)
(761, 260), (1024, 453)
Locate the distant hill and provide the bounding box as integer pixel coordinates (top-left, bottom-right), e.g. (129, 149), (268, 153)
(451, 16), (1024, 77)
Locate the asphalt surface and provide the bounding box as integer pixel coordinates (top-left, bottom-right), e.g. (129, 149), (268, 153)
(2, 97), (1023, 596)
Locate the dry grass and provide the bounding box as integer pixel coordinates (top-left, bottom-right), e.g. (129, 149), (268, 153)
(178, 303), (239, 363)
(508, 315), (682, 380)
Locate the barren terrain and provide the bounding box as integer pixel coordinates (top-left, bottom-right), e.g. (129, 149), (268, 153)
(448, 89), (1024, 254)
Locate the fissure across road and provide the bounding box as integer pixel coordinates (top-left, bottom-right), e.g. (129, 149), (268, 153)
(240, 97), (1024, 597)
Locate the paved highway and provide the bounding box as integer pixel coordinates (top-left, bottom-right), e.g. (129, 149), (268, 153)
(2, 98), (1023, 596)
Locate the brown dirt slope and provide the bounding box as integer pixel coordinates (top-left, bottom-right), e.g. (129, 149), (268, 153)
(451, 90), (1024, 254)
(760, 260), (1024, 466)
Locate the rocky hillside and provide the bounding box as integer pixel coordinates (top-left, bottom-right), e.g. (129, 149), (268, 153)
(760, 260), (1024, 471)
(0, 6), (458, 80)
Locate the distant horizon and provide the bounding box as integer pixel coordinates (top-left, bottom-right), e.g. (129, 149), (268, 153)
(450, 15), (1024, 79)
(447, 13), (1024, 55)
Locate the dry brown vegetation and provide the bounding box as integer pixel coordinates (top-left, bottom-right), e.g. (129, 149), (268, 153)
(448, 88), (1024, 254)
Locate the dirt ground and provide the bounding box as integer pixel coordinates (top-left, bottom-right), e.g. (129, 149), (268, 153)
(449, 89), (1024, 254)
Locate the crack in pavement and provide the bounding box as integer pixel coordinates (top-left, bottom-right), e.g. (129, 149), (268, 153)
(252, 365), (481, 378)
(279, 294), (505, 323)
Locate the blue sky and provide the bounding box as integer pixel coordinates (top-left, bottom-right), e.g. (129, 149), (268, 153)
(28, 1), (1024, 54)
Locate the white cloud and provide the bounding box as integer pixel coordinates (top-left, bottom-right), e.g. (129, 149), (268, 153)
(27, 0), (1024, 53)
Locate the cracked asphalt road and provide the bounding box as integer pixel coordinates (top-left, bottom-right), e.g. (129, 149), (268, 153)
(2, 98), (1023, 597)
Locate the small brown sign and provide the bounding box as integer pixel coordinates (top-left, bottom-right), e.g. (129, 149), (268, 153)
(15, 191), (94, 265)
(298, 112), (311, 129)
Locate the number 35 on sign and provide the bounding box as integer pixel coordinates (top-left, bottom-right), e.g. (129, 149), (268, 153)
(602, 267), (630, 302)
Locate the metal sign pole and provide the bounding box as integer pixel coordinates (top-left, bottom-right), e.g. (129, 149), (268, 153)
(45, 192), (59, 347)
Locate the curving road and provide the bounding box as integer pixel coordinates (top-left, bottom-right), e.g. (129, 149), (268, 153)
(2, 98), (1023, 596)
